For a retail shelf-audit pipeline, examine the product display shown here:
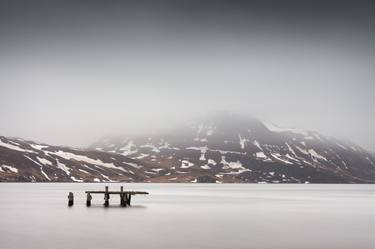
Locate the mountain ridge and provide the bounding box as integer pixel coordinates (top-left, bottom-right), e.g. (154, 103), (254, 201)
(1, 112), (375, 183)
(91, 112), (375, 183)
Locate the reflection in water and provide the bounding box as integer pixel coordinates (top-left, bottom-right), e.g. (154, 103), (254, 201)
(86, 204), (148, 209)
(0, 183), (374, 249)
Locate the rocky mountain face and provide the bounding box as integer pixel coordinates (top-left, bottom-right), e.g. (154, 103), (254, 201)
(1, 112), (375, 183)
(91, 112), (375, 183)
(0, 136), (147, 182)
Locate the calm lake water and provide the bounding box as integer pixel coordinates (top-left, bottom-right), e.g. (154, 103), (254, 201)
(0, 183), (374, 249)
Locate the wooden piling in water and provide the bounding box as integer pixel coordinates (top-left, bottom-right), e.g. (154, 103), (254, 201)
(120, 186), (126, 207)
(104, 186), (109, 207)
(86, 193), (92, 207)
(68, 192), (74, 206)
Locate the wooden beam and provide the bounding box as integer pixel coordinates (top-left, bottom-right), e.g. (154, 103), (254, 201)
(85, 191), (148, 195)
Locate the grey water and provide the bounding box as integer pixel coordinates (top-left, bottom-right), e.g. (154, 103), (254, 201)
(0, 183), (374, 249)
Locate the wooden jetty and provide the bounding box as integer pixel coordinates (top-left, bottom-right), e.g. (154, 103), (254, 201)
(85, 186), (148, 207)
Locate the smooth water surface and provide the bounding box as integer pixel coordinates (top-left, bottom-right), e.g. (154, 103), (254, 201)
(0, 183), (374, 249)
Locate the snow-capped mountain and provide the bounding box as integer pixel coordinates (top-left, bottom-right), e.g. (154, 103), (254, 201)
(91, 112), (375, 183)
(1, 112), (375, 183)
(0, 136), (147, 182)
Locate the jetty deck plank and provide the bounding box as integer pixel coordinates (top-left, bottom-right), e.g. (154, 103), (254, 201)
(85, 191), (148, 195)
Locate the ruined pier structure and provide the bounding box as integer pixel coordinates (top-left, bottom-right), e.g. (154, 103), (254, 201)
(85, 186), (149, 207)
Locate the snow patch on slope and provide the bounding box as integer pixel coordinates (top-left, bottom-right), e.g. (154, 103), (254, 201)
(186, 146), (207, 161)
(56, 160), (70, 175)
(0, 140), (35, 153)
(50, 151), (128, 172)
(221, 156), (250, 174)
(70, 176), (83, 182)
(120, 140), (138, 156)
(37, 157), (53, 166)
(181, 160), (194, 169)
(271, 153), (294, 165)
(263, 122), (309, 136)
(1, 165), (18, 173)
(255, 152), (267, 159)
(30, 144), (49, 150)
(238, 134), (249, 149)
(201, 165), (211, 170)
(308, 149), (327, 161)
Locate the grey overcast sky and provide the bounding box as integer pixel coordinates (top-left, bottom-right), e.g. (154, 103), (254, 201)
(0, 0), (374, 150)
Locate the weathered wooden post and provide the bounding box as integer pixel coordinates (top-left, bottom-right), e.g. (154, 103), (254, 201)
(126, 193), (131, 206)
(68, 192), (74, 206)
(125, 193), (129, 207)
(120, 186), (126, 207)
(104, 186), (110, 207)
(86, 193), (92, 207)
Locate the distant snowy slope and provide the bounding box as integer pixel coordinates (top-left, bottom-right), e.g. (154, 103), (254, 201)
(92, 112), (375, 183)
(0, 136), (148, 182)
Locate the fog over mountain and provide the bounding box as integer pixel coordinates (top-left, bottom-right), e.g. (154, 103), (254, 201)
(1, 112), (375, 183)
(0, 0), (374, 150)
